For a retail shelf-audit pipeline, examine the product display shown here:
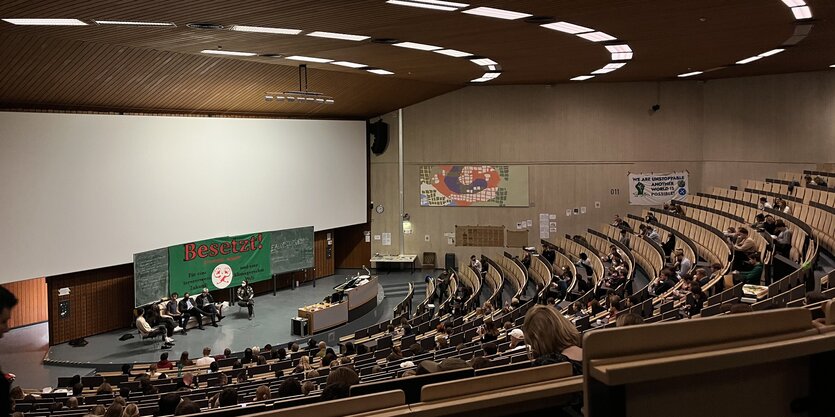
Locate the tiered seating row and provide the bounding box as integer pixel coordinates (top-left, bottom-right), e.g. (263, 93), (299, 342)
(496, 254), (528, 301)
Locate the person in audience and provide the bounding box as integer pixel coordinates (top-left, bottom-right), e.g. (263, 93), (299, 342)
(67, 397), (79, 409)
(72, 382), (84, 397)
(615, 313), (644, 327)
(523, 305), (583, 375)
(674, 251), (692, 278)
(709, 263), (725, 291)
(104, 403), (123, 417)
(478, 319), (500, 343)
(482, 342), (498, 357)
(588, 299), (605, 315)
(274, 347), (287, 361)
(687, 281), (707, 316)
(178, 351), (194, 370)
(304, 369), (320, 380)
(469, 356), (491, 370)
(277, 377), (302, 398)
(196, 288), (222, 326)
(207, 362), (219, 374)
(195, 347), (215, 366)
(575, 252), (593, 277)
(217, 388), (237, 407)
(408, 343), (423, 356)
(326, 366), (359, 388)
(301, 381), (315, 396)
(236, 281), (255, 320)
(732, 253), (764, 284)
(661, 233), (677, 258)
(135, 308), (174, 348)
(121, 363), (134, 376)
(156, 352), (174, 370)
(758, 197), (772, 210)
(173, 399), (199, 416)
(773, 197), (792, 214)
(178, 293), (205, 331)
(91, 405), (107, 416)
(470, 255), (482, 274)
(508, 328), (526, 352)
(762, 215), (777, 235)
(693, 268), (709, 287)
(315, 341), (327, 358)
(146, 364), (162, 379)
(751, 213), (766, 230)
(618, 228), (631, 249)
(290, 343), (300, 353)
(296, 355), (313, 373)
(321, 383), (350, 401)
(177, 373), (197, 390)
(731, 228), (757, 270)
(650, 270), (675, 296)
(97, 383), (113, 395)
(772, 220), (793, 257)
(122, 403), (139, 417)
(356, 343), (368, 356)
(814, 176), (828, 187)
(645, 225), (662, 245)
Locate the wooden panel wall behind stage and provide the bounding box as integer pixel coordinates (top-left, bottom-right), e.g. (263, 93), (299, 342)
(314, 230), (335, 278)
(1, 277), (48, 328)
(46, 264), (134, 346)
(334, 223), (371, 269)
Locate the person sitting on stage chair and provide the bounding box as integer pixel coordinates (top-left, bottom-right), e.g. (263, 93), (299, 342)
(166, 293), (186, 334)
(237, 280), (255, 320)
(135, 308), (174, 349)
(178, 293), (207, 330)
(196, 288), (223, 327)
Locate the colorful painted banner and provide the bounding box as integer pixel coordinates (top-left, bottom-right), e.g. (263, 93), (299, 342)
(168, 232), (271, 295)
(628, 171), (690, 205)
(420, 165), (529, 207)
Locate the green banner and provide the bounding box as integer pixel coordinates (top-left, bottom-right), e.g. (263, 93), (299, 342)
(168, 232), (271, 296)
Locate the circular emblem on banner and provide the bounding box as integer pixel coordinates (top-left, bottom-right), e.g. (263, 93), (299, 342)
(678, 188), (687, 196)
(212, 264), (233, 289)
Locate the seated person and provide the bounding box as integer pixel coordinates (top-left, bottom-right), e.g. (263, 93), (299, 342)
(237, 281), (255, 320)
(732, 253), (764, 285)
(166, 293), (186, 333)
(772, 220), (793, 258)
(178, 293), (207, 330)
(196, 288), (223, 326)
(650, 269), (675, 296)
(135, 308), (174, 348)
(751, 213), (766, 230)
(673, 251), (692, 277)
(762, 215), (777, 235)
(731, 228), (758, 271)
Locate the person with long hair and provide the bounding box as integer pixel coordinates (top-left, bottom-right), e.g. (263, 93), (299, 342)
(523, 305), (583, 375)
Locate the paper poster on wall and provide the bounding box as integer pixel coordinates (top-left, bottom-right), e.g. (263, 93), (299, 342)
(374, 235), (381, 240)
(447, 237), (455, 245)
(549, 214), (556, 220)
(565, 209), (572, 217)
(382, 233), (392, 246)
(516, 222), (524, 230)
(628, 171), (690, 205)
(550, 221), (557, 228)
(581, 206), (587, 214)
(526, 219), (533, 227)
(365, 235), (371, 242)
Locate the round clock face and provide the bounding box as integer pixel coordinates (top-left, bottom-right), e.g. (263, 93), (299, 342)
(376, 205), (385, 214)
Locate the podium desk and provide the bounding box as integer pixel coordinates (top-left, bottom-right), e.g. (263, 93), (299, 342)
(298, 302), (349, 334)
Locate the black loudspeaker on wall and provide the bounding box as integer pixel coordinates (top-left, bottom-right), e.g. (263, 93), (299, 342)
(368, 120), (389, 155)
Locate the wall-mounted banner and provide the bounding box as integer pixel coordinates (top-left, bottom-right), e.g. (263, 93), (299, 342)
(168, 232), (271, 295)
(420, 165), (529, 207)
(628, 171), (689, 206)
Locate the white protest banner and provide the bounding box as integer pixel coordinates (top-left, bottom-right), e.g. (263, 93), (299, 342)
(628, 171), (689, 205)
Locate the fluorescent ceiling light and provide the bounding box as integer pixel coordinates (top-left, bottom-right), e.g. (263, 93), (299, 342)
(331, 61), (367, 68)
(791, 6), (812, 19)
(830, 64), (835, 68)
(392, 41), (441, 51)
(570, 75), (594, 81)
(576, 31), (616, 42)
(541, 21), (593, 34)
(94, 20), (174, 26)
(736, 56), (762, 65)
(488, 65), (496, 71)
(307, 31), (369, 41)
(759, 48), (785, 57)
(286, 55), (333, 63)
(2, 18), (87, 26)
(781, 0), (805, 7)
(434, 49), (472, 57)
(678, 71), (703, 78)
(589, 63), (625, 74)
(611, 52), (633, 60)
(230, 25), (301, 35)
(470, 58), (498, 66)
(470, 72), (500, 83)
(461, 6), (531, 20)
(605, 44), (632, 53)
(201, 49), (257, 56)
(367, 69), (395, 75)
(386, 0), (468, 11)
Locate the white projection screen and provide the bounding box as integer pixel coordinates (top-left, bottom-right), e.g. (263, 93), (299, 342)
(0, 112), (367, 284)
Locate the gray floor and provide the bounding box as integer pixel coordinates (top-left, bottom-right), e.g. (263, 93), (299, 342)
(1, 269), (425, 389)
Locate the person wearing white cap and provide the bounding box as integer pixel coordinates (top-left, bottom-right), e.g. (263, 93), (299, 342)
(508, 328), (526, 352)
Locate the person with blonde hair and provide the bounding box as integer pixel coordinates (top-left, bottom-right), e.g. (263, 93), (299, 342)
(121, 403), (139, 417)
(523, 305), (583, 375)
(254, 385), (271, 401)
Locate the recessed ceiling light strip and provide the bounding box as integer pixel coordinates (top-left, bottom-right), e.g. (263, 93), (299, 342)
(94, 20), (175, 26)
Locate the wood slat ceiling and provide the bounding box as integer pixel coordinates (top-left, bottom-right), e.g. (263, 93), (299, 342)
(0, 0), (833, 118)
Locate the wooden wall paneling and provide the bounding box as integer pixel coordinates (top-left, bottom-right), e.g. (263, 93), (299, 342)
(333, 223), (371, 269)
(46, 264), (134, 346)
(314, 230), (335, 279)
(0, 277), (48, 328)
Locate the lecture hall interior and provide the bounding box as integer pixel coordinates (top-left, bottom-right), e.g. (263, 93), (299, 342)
(1, 1), (835, 416)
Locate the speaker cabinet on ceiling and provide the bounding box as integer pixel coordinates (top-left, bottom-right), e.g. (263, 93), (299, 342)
(367, 120), (389, 155)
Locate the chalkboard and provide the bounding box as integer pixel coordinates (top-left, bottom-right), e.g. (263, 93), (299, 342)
(134, 247), (169, 307)
(270, 226), (314, 275)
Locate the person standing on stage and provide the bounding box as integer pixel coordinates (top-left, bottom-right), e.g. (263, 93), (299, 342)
(196, 288), (222, 327)
(237, 281), (255, 320)
(1, 286), (19, 417)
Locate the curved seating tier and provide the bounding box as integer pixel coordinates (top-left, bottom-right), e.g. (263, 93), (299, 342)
(497, 253), (528, 302)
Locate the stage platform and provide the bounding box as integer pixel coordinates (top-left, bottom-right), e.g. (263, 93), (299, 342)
(39, 270), (421, 372)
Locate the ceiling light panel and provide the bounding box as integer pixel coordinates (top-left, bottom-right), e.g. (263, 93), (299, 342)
(611, 52), (634, 60)
(392, 41), (442, 51)
(470, 58), (498, 66)
(306, 31), (369, 41)
(286, 55), (333, 63)
(434, 49), (472, 57)
(386, 0), (459, 11)
(230, 25), (301, 35)
(791, 6), (812, 19)
(570, 75), (594, 81)
(678, 71), (703, 78)
(201, 49), (257, 56)
(605, 44), (632, 53)
(461, 6), (532, 20)
(367, 69), (395, 75)
(330, 61), (367, 68)
(94, 20), (175, 26)
(759, 48), (784, 57)
(2, 18), (87, 25)
(736, 56), (762, 65)
(781, 0), (805, 7)
(540, 21), (592, 34)
(576, 31), (616, 42)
